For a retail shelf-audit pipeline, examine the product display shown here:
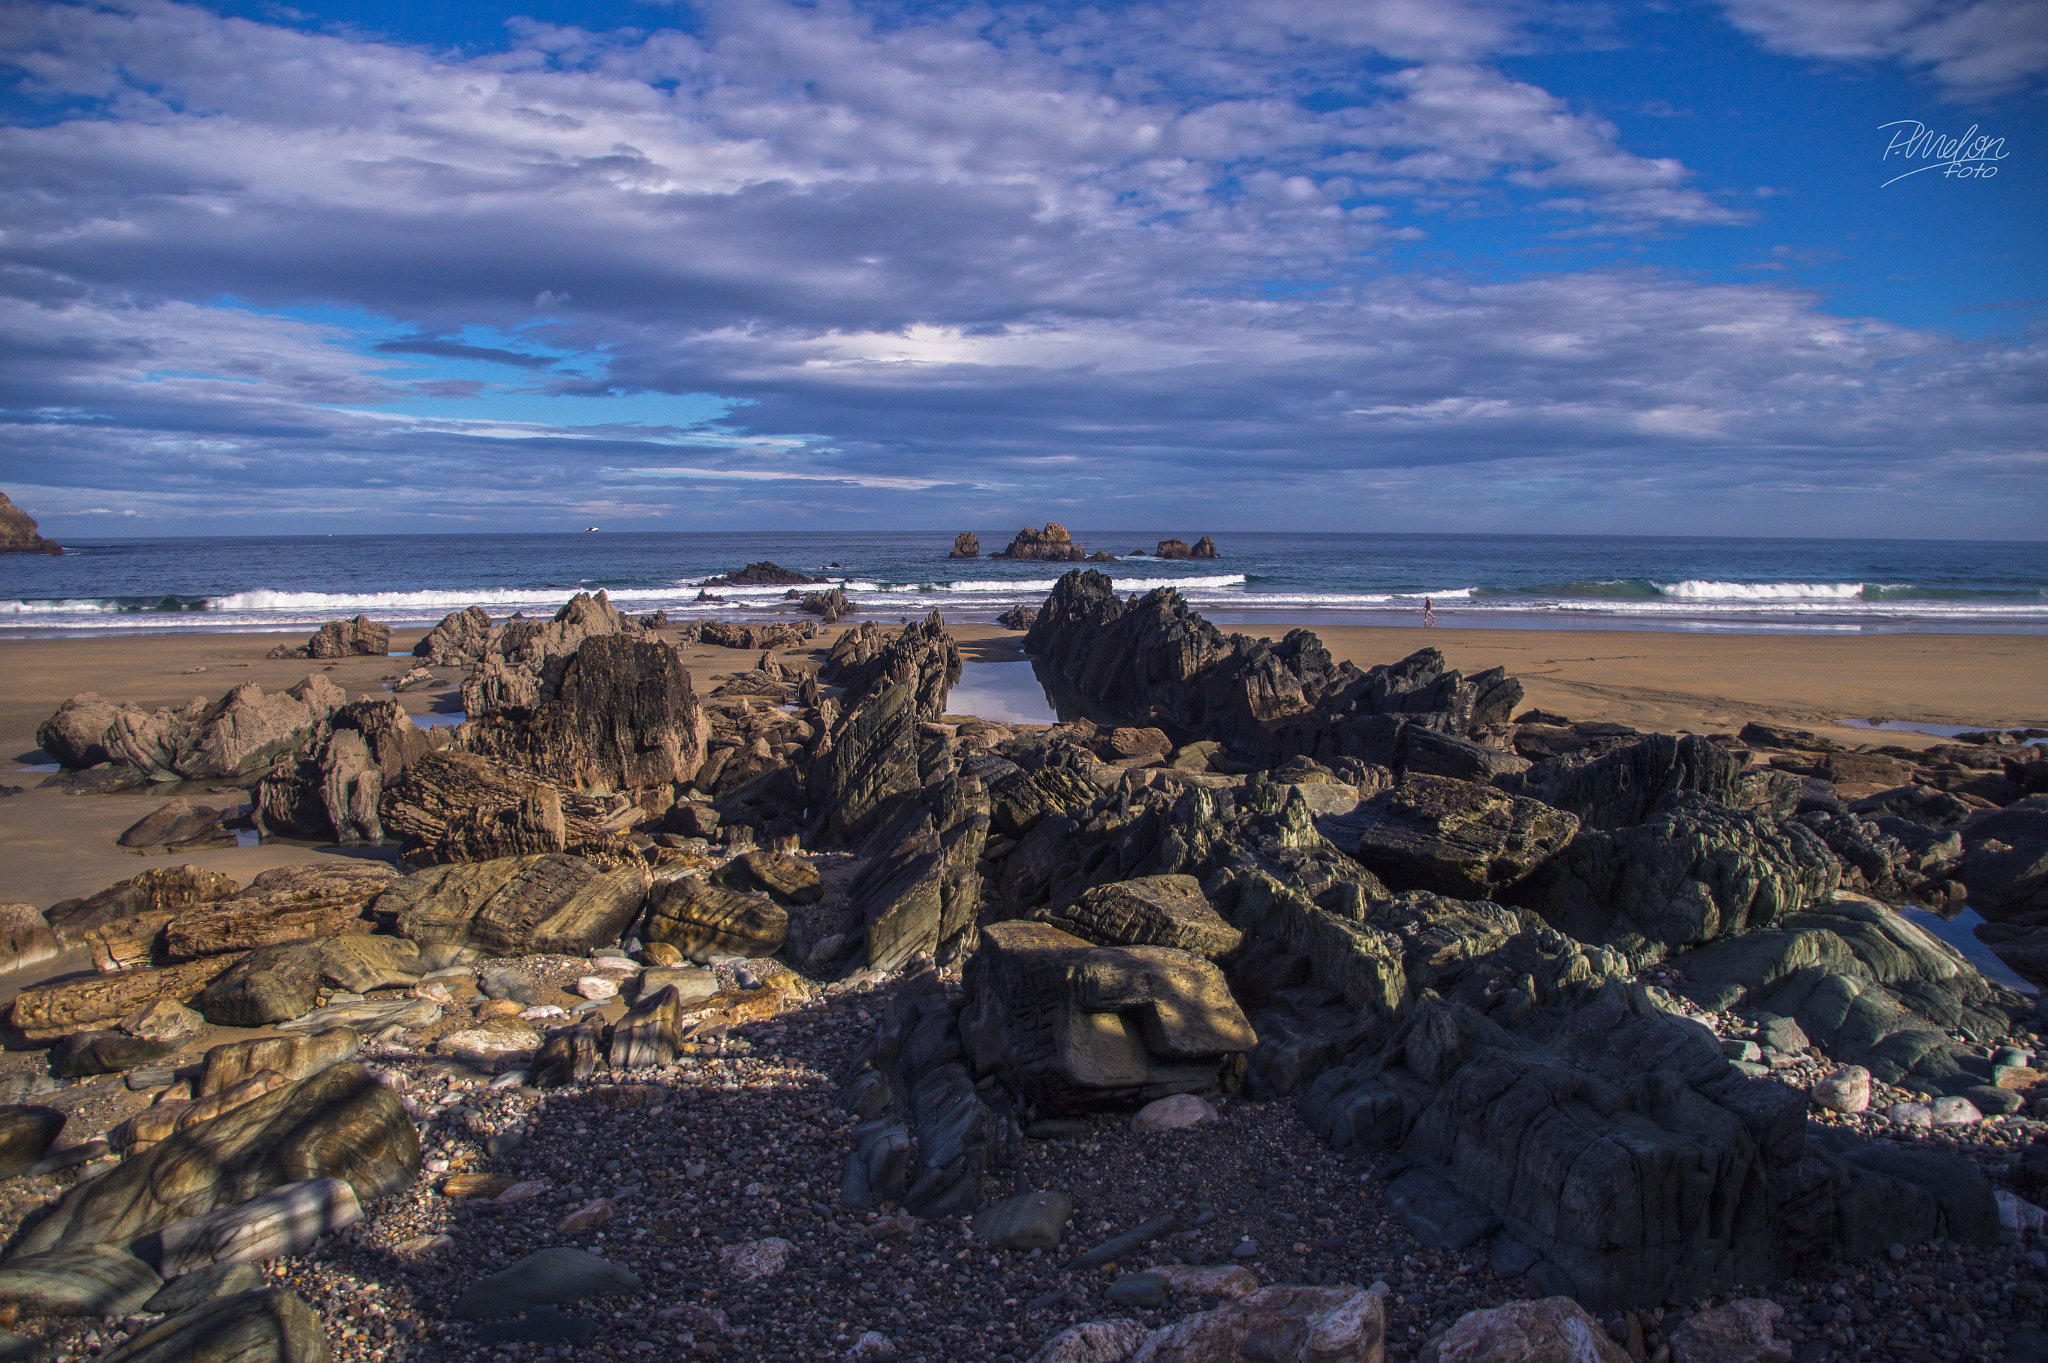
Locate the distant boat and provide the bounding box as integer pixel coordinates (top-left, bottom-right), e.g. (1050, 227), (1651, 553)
(584, 526), (599, 532)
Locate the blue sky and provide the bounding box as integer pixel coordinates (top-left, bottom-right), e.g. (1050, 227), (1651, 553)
(0, 0), (2042, 537)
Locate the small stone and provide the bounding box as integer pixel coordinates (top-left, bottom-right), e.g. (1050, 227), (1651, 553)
(1230, 1238), (1258, 1259)
(1756, 1015), (1808, 1054)
(1132, 1094), (1219, 1133)
(1887, 1101), (1933, 1128)
(476, 999), (526, 1020)
(451, 1248), (643, 1320)
(1430, 1296), (1628, 1362)
(574, 976), (619, 1001)
(1667, 1298), (1792, 1363)
(1149, 1264), (1261, 1299)
(1720, 1040), (1762, 1063)
(719, 1237), (793, 1283)
(1107, 1272), (1167, 1308)
(1887, 1243), (1907, 1262)
(847, 1330), (898, 1361)
(397, 1234), (455, 1257)
(1930, 1094), (1983, 1126)
(556, 1198), (617, 1234)
(444, 1173), (516, 1199)
(496, 1181), (550, 1204)
(973, 1190), (1074, 1250)
(1812, 1065), (1871, 1115)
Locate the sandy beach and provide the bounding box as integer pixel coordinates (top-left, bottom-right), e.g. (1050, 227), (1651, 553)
(4, 618), (2044, 914)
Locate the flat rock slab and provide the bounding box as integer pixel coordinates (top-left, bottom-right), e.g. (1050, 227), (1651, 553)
(156, 1177), (363, 1278)
(452, 1247), (644, 1320)
(1043, 876), (1243, 961)
(0, 1244), (162, 1317)
(143, 1262), (264, 1316)
(973, 1190), (1074, 1250)
(99, 1286), (328, 1363)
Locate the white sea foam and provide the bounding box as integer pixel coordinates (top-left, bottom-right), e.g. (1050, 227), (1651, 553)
(1654, 580), (1873, 600)
(211, 586), (681, 612)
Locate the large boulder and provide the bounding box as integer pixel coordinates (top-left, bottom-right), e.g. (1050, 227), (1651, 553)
(1037, 875), (1243, 961)
(381, 854), (651, 958)
(97, 1286), (329, 1363)
(815, 613), (962, 845)
(45, 866), (240, 945)
(1317, 775), (1577, 900)
(159, 863), (398, 961)
(379, 751), (635, 866)
(846, 767), (990, 970)
(35, 675), (345, 782)
(460, 631), (710, 794)
(256, 700), (439, 843)
(1509, 734), (1746, 831)
(1516, 792), (1840, 961)
(12, 1062), (418, 1256)
(641, 877), (788, 961)
(949, 531), (980, 559)
(413, 605), (494, 665)
(267, 615), (390, 660)
(960, 922), (1256, 1114)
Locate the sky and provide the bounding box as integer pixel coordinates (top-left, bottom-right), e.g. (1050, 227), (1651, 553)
(0, 0), (2043, 538)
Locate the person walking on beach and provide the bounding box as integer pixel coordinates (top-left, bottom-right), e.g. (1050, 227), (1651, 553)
(1423, 596), (1436, 627)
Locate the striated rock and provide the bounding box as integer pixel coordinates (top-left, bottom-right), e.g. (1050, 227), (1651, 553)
(196, 943), (330, 1027)
(0, 904), (63, 976)
(815, 613), (963, 845)
(1039, 875), (1242, 961)
(255, 700), (437, 844)
(698, 619), (817, 651)
(15, 1062), (418, 1256)
(798, 588), (857, 623)
(1516, 792), (1840, 960)
(414, 605), (495, 666)
(0, 1245), (162, 1317)
(0, 491), (61, 554)
(714, 849), (822, 904)
(461, 631), (709, 795)
(642, 877), (788, 961)
(266, 616), (390, 661)
(383, 854), (650, 959)
(846, 764), (989, 970)
(141, 1262), (264, 1316)
(1666, 1299), (1792, 1363)
(1423, 1297), (1627, 1363)
(199, 1029), (362, 1098)
(1320, 775), (1577, 901)
(995, 524), (1088, 561)
(37, 675), (345, 782)
(155, 1177), (362, 1278)
(380, 751), (613, 866)
(11, 955), (247, 1039)
(0, 1106), (67, 1178)
(950, 532), (981, 559)
(607, 985), (694, 1068)
(961, 921), (1255, 1114)
(98, 1287), (329, 1363)
(46, 865), (240, 946)
(1028, 1321), (1153, 1363)
(1127, 1283), (1386, 1362)
(532, 1024), (602, 1087)
(160, 863), (398, 962)
(1509, 734), (1746, 832)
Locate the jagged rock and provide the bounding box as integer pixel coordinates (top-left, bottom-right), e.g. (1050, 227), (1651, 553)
(266, 616), (390, 660)
(0, 1245), (163, 1317)
(799, 588), (857, 623)
(1155, 538), (1196, 560)
(0, 904), (62, 975)
(159, 863), (398, 962)
(1516, 792), (1840, 960)
(950, 532), (981, 559)
(1190, 536), (1218, 559)
(961, 922), (1255, 1114)
(45, 866), (240, 945)
(37, 676), (347, 783)
(461, 632), (710, 794)
(10, 955), (247, 1039)
(382, 855), (651, 958)
(1955, 796), (2048, 917)
(255, 700), (437, 843)
(0, 491), (61, 555)
(997, 605), (1039, 631)
(413, 605), (495, 666)
(815, 613), (962, 845)
(199, 1029), (362, 1097)
(0, 1106), (67, 1179)
(995, 524), (1088, 561)
(702, 562), (821, 587)
(116, 798), (231, 850)
(1506, 734), (1745, 831)
(698, 620), (817, 650)
(714, 850), (822, 904)
(1128, 1284), (1385, 1362)
(456, 592), (647, 714)
(845, 761), (990, 970)
(15, 1063), (418, 1255)
(1037, 875), (1242, 961)
(532, 1024), (603, 1088)
(379, 751), (636, 866)
(99, 1287), (328, 1363)
(642, 877), (788, 961)
(608, 985), (692, 1068)
(1318, 775), (1577, 900)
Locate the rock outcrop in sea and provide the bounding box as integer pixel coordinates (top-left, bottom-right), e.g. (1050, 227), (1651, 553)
(995, 523), (1089, 561)
(950, 531), (980, 558)
(7, 573), (2047, 1362)
(0, 491), (61, 555)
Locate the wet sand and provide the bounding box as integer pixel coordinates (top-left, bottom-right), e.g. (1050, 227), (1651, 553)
(4, 622), (2045, 912)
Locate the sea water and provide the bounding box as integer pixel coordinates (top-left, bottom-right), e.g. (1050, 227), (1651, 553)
(3, 530), (2045, 638)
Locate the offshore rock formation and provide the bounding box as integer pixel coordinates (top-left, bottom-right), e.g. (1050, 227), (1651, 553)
(994, 524), (1088, 561)
(700, 561), (821, 587)
(1154, 536), (1219, 560)
(950, 531), (980, 558)
(0, 491), (61, 554)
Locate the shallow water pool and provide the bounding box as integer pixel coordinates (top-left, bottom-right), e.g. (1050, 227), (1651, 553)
(1898, 904), (2039, 995)
(947, 661), (1059, 725)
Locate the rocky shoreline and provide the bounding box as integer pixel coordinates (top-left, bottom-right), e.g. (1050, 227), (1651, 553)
(0, 573), (2043, 1363)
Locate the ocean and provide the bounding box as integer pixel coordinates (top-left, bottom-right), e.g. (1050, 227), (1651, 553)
(3, 531), (2045, 638)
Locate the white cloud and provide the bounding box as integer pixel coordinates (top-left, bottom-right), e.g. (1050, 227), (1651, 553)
(1718, 0), (2048, 98)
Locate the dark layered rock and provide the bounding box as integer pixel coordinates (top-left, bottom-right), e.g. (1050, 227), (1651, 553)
(1316, 775), (1578, 900)
(1504, 734), (1743, 831)
(1955, 795), (2048, 917)
(845, 763), (988, 970)
(701, 562), (820, 587)
(13, 1063), (417, 1256)
(44, 865), (240, 946)
(10, 955), (248, 1039)
(697, 620), (817, 650)
(1299, 988), (1995, 1310)
(160, 863), (398, 961)
(960, 921), (1255, 1114)
(712, 850), (822, 904)
(265, 615), (390, 660)
(813, 613), (962, 845)
(379, 751), (636, 866)
(607, 985), (692, 1068)
(98, 1286), (328, 1363)
(993, 523), (1087, 561)
(116, 799), (231, 851)
(461, 632), (709, 794)
(381, 854), (650, 958)
(36, 675), (346, 781)
(995, 605), (1037, 631)
(0, 491), (61, 554)
(196, 943), (329, 1026)
(797, 588), (856, 623)
(1035, 874), (1242, 961)
(255, 698), (441, 844)
(1516, 791), (1840, 961)
(458, 591), (649, 715)
(1153, 536), (1219, 560)
(413, 605), (494, 665)
(950, 532), (980, 559)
